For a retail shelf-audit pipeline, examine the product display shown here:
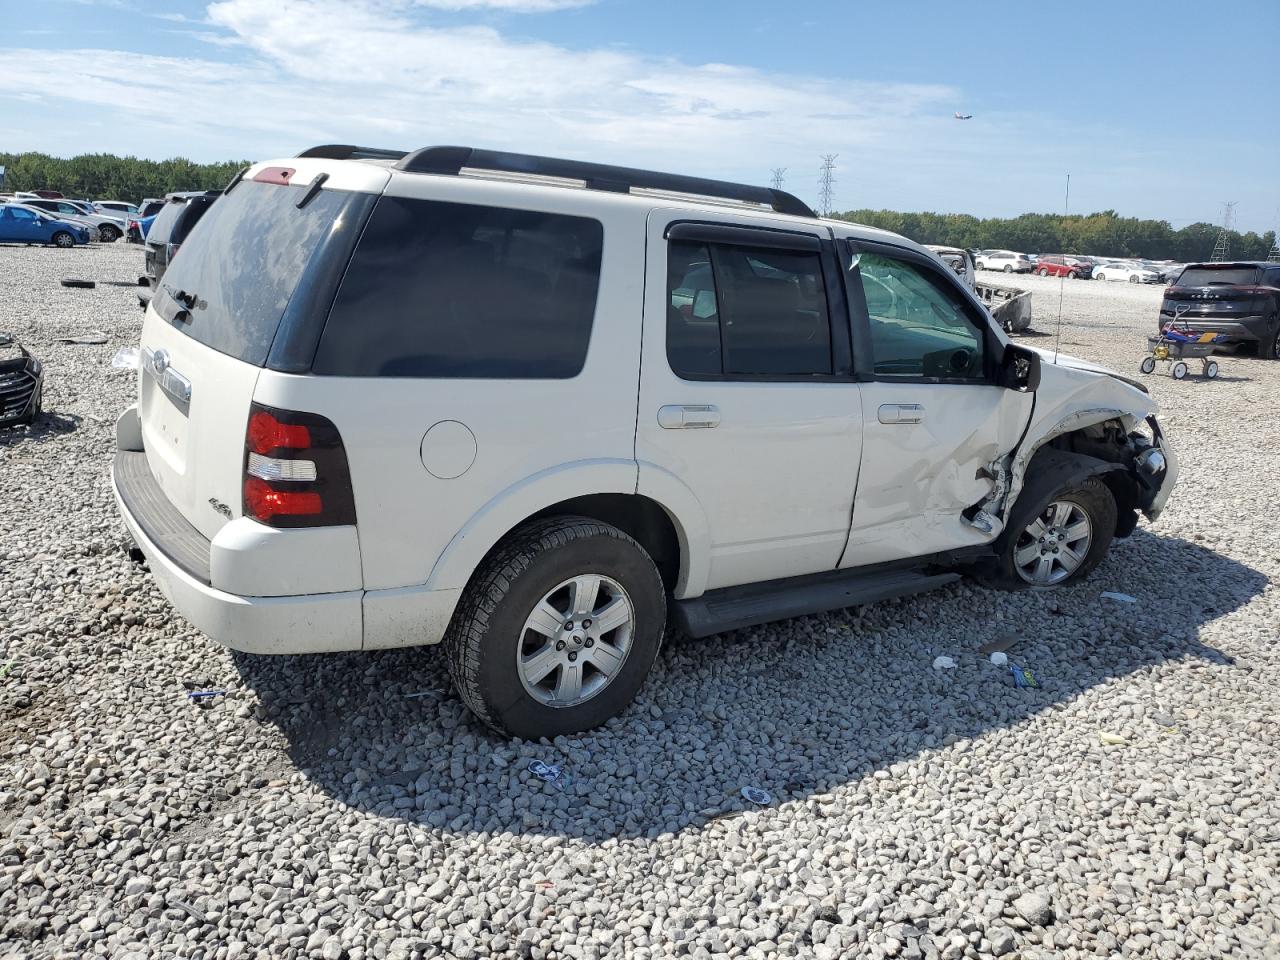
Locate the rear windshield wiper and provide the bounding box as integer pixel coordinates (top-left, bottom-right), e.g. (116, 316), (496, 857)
(159, 284), (199, 323)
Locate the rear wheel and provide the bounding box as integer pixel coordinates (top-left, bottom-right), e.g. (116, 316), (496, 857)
(1003, 264), (1014, 273)
(1128, 275), (1139, 283)
(985, 477), (1117, 590)
(1260, 322), (1280, 360)
(444, 517), (666, 738)
(1204, 360), (1220, 379)
(52, 231), (75, 248)
(1095, 272), (1106, 281)
(1172, 361), (1189, 380)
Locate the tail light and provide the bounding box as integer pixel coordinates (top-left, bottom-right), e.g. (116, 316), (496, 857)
(242, 402), (356, 528)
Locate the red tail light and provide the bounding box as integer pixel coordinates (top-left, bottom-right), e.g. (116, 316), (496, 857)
(242, 402), (355, 528)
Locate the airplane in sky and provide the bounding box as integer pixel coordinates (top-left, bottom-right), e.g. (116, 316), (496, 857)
(954, 112), (973, 120)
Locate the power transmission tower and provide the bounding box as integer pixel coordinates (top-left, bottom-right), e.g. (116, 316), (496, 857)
(1210, 201), (1236, 262)
(818, 154), (838, 217)
(770, 167), (787, 191)
(1269, 209), (1280, 262)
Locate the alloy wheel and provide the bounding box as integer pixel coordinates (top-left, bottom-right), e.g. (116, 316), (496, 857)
(1013, 500), (1092, 585)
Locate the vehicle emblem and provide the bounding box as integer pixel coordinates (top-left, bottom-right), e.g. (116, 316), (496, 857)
(152, 349), (170, 374)
(208, 497), (233, 520)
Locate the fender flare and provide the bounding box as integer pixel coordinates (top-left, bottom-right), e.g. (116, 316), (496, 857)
(635, 461), (711, 598)
(998, 447), (1124, 553)
(1002, 408), (1138, 517)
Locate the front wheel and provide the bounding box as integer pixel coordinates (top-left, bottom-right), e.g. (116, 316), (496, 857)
(1129, 275), (1139, 283)
(98, 224), (121, 242)
(52, 231), (75, 248)
(444, 517), (666, 738)
(1037, 268), (1049, 276)
(984, 477), (1117, 590)
(1139, 355), (1156, 374)
(1068, 270), (1079, 279)
(1095, 272), (1106, 281)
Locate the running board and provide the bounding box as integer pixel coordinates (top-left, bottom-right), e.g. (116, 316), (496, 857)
(673, 567), (961, 639)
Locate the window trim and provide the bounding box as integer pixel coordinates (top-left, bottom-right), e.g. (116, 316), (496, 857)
(843, 238), (1001, 386)
(663, 228), (854, 383)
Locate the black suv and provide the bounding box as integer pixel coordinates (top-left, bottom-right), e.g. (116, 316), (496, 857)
(139, 191), (220, 306)
(1159, 262), (1280, 358)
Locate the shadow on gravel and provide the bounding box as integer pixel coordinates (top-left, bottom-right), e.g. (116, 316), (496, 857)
(0, 412), (80, 447)
(232, 531), (1264, 842)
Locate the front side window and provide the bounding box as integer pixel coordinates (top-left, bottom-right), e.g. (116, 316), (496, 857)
(855, 252), (986, 379)
(666, 239), (832, 378)
(315, 197), (603, 378)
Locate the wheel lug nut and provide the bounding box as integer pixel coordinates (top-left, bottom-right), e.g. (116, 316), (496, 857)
(564, 621), (574, 630)
(555, 640), (565, 651)
(583, 618), (592, 628)
(568, 652), (577, 662)
(585, 638), (594, 647)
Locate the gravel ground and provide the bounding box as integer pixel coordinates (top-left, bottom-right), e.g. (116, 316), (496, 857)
(1, 245), (1277, 960)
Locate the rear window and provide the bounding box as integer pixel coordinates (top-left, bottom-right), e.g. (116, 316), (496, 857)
(170, 196), (217, 245)
(313, 197), (603, 378)
(146, 202), (185, 245)
(154, 181), (353, 366)
(1175, 267), (1260, 287)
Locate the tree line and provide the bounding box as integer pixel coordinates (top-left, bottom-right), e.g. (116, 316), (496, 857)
(0, 151), (249, 204)
(832, 208), (1277, 263)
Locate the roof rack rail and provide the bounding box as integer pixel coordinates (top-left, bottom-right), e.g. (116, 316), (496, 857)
(296, 144), (408, 162)
(395, 146), (816, 218)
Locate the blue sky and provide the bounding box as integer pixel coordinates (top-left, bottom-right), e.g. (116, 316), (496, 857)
(2, 0), (1277, 233)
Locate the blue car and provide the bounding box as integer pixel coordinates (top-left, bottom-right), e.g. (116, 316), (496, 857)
(0, 204), (92, 247)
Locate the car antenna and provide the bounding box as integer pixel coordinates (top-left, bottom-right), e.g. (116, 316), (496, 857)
(1053, 173), (1070, 365)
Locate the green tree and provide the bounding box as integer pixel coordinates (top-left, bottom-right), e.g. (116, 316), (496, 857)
(0, 151), (250, 204)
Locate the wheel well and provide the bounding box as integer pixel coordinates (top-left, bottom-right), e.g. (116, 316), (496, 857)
(521, 494), (683, 590)
(1044, 419), (1142, 536)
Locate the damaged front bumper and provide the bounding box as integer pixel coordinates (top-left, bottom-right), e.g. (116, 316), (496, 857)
(0, 335), (44, 427)
(1137, 416), (1178, 520)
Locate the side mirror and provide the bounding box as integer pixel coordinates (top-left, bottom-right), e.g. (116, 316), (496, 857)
(999, 343), (1041, 392)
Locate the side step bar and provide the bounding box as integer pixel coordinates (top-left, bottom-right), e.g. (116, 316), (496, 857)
(673, 567), (961, 639)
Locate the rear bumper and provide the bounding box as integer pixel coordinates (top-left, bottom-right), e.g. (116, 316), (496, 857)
(114, 456), (364, 654)
(1157, 315), (1271, 342)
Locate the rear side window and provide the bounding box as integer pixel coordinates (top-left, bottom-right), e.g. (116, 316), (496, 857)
(147, 202), (184, 245)
(314, 198), (603, 378)
(170, 196), (217, 244)
(666, 240), (832, 378)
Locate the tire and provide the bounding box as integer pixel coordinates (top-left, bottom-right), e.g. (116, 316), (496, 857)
(443, 516), (666, 739)
(1095, 272), (1106, 281)
(98, 224), (121, 242)
(1172, 361), (1189, 380)
(985, 476), (1117, 590)
(1204, 360), (1219, 379)
(1037, 267), (1049, 276)
(1003, 264), (1013, 273)
(1067, 271), (1079, 279)
(52, 231), (75, 248)
(1139, 355), (1156, 374)
(1129, 275), (1139, 283)
(1260, 321), (1280, 360)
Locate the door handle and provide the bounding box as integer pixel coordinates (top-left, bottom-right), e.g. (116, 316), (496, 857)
(657, 404), (721, 429)
(878, 403), (924, 425)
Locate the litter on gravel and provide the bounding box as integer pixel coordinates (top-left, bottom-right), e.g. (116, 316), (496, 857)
(1010, 664), (1040, 688)
(527, 759), (570, 789)
(53, 332), (109, 345)
(111, 346), (140, 370)
(989, 651), (1009, 666)
(1099, 731), (1129, 746)
(60, 278), (96, 289)
(741, 786), (772, 805)
(1101, 591), (1138, 603)
(932, 655), (957, 670)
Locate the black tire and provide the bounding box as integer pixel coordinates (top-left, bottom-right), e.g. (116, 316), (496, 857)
(52, 232), (75, 248)
(60, 278), (95, 288)
(983, 476), (1117, 590)
(1129, 275), (1139, 283)
(98, 224), (121, 242)
(1037, 267), (1049, 276)
(1068, 270), (1079, 279)
(444, 516), (666, 739)
(1260, 320), (1280, 360)
(1003, 264), (1014, 273)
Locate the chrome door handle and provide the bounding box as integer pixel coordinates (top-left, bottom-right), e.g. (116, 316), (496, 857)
(878, 403), (924, 425)
(657, 404), (721, 429)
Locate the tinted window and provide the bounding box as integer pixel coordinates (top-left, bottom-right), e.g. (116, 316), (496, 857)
(171, 196), (217, 244)
(315, 197), (602, 379)
(141, 200), (165, 218)
(666, 240), (832, 378)
(1265, 268), (1280, 287)
(154, 181), (352, 366)
(856, 253), (986, 379)
(1175, 266), (1260, 287)
(147, 202), (185, 245)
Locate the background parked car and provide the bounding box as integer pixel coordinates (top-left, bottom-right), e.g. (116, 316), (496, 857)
(975, 250), (1035, 273)
(126, 198), (167, 243)
(0, 203), (92, 247)
(1160, 261), (1280, 358)
(1094, 263), (1162, 283)
(94, 200), (140, 218)
(140, 191), (220, 297)
(24, 198), (125, 241)
(1033, 255), (1093, 279)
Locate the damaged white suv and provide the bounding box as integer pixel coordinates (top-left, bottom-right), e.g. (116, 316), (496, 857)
(113, 145), (1177, 738)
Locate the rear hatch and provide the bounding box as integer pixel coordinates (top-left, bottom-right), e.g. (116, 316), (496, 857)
(1161, 264), (1262, 324)
(137, 166), (385, 542)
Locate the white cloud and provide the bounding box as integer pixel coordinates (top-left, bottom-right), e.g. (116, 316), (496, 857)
(0, 0), (957, 207)
(410, 0), (594, 10)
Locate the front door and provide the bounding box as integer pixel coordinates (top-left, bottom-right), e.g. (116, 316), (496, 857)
(637, 211), (864, 595)
(841, 241), (1033, 567)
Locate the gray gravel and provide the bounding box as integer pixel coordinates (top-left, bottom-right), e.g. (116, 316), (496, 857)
(2, 245), (1278, 959)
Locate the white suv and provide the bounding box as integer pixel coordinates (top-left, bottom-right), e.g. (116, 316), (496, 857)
(113, 145), (1178, 738)
(976, 250), (1035, 273)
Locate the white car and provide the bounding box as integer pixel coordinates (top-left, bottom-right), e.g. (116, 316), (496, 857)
(93, 200), (141, 218)
(1094, 263), (1162, 283)
(975, 250), (1035, 273)
(111, 145), (1178, 738)
(23, 198), (126, 242)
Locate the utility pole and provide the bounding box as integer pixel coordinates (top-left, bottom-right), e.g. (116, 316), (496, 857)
(818, 154), (838, 217)
(1210, 201), (1236, 262)
(769, 167), (787, 191)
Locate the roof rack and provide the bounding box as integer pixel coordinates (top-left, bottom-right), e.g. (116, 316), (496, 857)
(296, 144), (409, 162)
(394, 145), (816, 218)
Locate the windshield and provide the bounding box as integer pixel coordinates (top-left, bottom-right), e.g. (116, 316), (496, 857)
(1174, 267), (1260, 287)
(154, 180), (362, 366)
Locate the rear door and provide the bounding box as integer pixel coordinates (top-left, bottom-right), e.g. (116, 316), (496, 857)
(841, 239), (1032, 566)
(637, 212), (863, 593)
(137, 168), (385, 541)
